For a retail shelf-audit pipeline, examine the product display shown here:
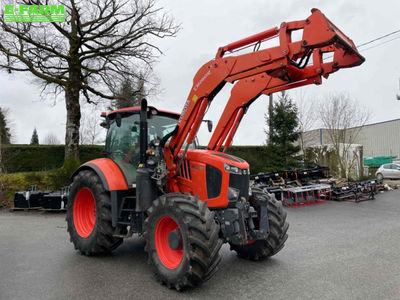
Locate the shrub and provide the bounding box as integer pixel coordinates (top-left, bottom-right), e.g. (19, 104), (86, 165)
(0, 171), (52, 208)
(48, 158), (81, 189)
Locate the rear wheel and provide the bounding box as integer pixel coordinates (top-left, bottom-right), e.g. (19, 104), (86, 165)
(144, 193), (222, 290)
(230, 187), (289, 260)
(66, 170), (122, 255)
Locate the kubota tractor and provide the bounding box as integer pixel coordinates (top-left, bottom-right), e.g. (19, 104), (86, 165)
(66, 9), (364, 290)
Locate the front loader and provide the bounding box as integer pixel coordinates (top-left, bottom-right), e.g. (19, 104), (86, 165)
(66, 9), (364, 290)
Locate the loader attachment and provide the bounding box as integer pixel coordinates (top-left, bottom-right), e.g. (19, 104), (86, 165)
(304, 9), (362, 57)
(301, 8), (365, 73)
(169, 8), (365, 157)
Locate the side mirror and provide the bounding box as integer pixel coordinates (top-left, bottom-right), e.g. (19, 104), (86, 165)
(100, 121), (109, 129)
(207, 120), (213, 132)
(203, 120), (216, 132)
(116, 113), (122, 127)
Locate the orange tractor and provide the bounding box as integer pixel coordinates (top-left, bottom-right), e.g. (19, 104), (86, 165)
(67, 9), (364, 290)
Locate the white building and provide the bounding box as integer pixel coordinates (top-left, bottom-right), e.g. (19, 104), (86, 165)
(301, 118), (400, 158)
(299, 118), (400, 178)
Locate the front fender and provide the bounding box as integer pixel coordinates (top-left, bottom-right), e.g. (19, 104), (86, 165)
(72, 158), (129, 191)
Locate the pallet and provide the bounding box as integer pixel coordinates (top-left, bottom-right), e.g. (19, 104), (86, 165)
(39, 208), (67, 213)
(9, 207), (42, 212)
(284, 200), (329, 207)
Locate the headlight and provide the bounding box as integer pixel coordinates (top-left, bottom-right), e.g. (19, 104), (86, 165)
(227, 187), (240, 201)
(224, 163), (248, 175)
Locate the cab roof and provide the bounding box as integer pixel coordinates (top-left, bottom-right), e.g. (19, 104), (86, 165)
(106, 106), (180, 118)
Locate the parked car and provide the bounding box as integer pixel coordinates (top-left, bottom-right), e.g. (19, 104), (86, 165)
(375, 163), (400, 180)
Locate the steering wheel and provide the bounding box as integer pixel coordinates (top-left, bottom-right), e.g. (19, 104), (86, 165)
(149, 137), (161, 149)
(111, 150), (125, 158)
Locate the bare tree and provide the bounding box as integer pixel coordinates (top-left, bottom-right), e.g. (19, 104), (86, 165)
(0, 0), (179, 160)
(43, 133), (61, 145)
(111, 77), (145, 109)
(80, 104), (104, 145)
(318, 93), (370, 178)
(296, 91), (318, 159)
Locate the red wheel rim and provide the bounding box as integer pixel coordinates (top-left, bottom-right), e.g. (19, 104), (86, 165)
(73, 188), (96, 238)
(155, 216), (183, 269)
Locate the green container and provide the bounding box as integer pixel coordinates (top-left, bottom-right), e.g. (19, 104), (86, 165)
(363, 156), (397, 167)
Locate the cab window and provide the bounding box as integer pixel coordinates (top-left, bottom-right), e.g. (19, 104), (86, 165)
(105, 112), (195, 185)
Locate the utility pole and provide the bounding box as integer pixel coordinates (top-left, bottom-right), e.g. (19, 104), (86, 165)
(268, 93), (273, 145)
(397, 78), (400, 100)
(0, 131), (2, 173)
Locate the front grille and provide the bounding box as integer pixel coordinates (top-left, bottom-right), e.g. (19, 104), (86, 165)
(229, 173), (250, 200)
(206, 165), (222, 198)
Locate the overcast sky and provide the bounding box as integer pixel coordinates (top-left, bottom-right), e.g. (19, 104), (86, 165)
(1, 0), (400, 145)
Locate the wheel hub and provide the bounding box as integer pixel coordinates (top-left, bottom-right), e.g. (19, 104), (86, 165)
(168, 229), (182, 250)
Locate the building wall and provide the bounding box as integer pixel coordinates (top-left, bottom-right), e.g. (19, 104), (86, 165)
(352, 119), (400, 158)
(300, 119), (400, 158)
(297, 128), (333, 150)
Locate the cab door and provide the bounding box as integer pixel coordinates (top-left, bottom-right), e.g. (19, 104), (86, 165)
(390, 164), (400, 179)
(105, 113), (140, 186)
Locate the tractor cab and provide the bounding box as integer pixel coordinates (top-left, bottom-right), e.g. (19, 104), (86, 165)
(102, 106), (195, 186)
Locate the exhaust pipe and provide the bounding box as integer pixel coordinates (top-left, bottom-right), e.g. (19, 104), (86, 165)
(139, 99), (148, 165)
(136, 98), (157, 212)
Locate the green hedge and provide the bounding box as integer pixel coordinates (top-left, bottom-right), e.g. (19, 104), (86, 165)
(2, 144), (104, 173)
(225, 146), (274, 174)
(2, 144), (281, 174)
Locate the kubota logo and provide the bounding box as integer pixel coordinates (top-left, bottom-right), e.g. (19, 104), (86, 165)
(193, 70), (211, 92)
(4, 4), (65, 22)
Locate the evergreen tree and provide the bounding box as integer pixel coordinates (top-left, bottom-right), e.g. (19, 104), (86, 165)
(266, 92), (301, 169)
(0, 108), (11, 145)
(30, 128), (39, 145)
(112, 78), (146, 109)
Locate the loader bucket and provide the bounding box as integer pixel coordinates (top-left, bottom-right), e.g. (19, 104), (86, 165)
(303, 8), (365, 69)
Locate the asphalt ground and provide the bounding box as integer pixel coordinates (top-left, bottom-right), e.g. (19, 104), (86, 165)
(1, 190), (400, 300)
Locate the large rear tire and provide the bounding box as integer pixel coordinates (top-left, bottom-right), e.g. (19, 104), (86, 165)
(66, 170), (122, 256)
(230, 187), (289, 260)
(144, 193), (222, 290)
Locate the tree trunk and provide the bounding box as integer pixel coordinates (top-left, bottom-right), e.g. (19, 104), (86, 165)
(64, 84), (81, 161)
(64, 7), (81, 162)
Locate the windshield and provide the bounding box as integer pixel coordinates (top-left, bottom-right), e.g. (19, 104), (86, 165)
(148, 115), (179, 143)
(106, 114), (180, 155)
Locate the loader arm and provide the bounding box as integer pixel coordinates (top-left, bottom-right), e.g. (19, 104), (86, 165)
(165, 9), (364, 175)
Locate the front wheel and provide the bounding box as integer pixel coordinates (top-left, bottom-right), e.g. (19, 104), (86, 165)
(230, 187), (289, 260)
(66, 170), (122, 256)
(376, 173), (383, 181)
(144, 193), (222, 290)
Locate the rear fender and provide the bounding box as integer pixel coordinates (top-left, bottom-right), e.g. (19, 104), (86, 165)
(71, 158), (130, 228)
(71, 158), (129, 191)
